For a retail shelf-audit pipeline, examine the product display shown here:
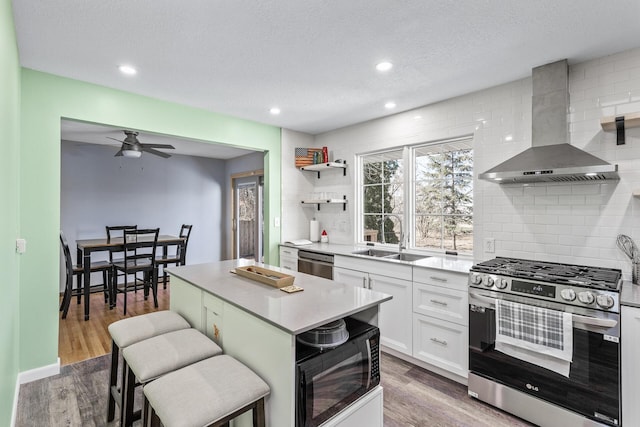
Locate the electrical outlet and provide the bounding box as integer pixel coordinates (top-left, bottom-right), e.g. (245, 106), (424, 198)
(274, 217), (280, 227)
(16, 238), (27, 254)
(484, 238), (495, 253)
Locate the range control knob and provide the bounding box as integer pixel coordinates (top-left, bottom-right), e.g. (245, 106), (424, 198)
(560, 289), (576, 301)
(471, 274), (483, 285)
(484, 276), (495, 287)
(578, 291), (595, 305)
(496, 278), (508, 289)
(596, 294), (614, 309)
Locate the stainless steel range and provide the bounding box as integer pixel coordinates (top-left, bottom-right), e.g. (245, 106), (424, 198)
(468, 257), (622, 427)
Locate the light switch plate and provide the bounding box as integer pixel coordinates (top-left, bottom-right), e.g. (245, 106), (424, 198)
(274, 217), (280, 227)
(16, 238), (27, 254)
(484, 238), (495, 253)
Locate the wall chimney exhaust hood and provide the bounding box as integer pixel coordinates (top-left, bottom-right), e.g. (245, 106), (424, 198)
(479, 59), (618, 184)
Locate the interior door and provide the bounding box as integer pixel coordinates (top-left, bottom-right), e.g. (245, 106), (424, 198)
(233, 174), (263, 261)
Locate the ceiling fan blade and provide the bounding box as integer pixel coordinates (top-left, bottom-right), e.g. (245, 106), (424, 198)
(142, 147), (172, 158)
(114, 149), (123, 157)
(141, 143), (175, 149)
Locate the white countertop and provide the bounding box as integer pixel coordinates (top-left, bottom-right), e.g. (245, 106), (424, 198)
(281, 242), (474, 274)
(621, 281), (640, 308)
(166, 259), (392, 335)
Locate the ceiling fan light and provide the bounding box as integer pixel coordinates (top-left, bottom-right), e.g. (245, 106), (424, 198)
(122, 149), (142, 158)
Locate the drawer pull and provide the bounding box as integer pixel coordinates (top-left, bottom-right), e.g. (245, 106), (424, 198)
(430, 337), (448, 346)
(430, 299), (448, 306)
(282, 266), (292, 270)
(282, 250), (292, 254)
(430, 276), (448, 282)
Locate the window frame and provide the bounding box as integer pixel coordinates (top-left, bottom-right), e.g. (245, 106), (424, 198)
(356, 134), (474, 255)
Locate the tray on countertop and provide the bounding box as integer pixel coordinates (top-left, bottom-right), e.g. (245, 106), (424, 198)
(234, 266), (295, 288)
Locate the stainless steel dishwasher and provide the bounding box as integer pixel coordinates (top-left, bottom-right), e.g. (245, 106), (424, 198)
(297, 250), (334, 280)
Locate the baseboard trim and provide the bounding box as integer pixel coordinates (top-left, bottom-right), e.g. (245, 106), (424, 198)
(10, 375), (19, 427)
(18, 358), (60, 384)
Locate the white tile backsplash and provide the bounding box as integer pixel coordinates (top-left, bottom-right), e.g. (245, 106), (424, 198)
(283, 47), (640, 280)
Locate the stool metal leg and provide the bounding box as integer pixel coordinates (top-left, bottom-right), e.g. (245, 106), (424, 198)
(121, 361), (136, 427)
(254, 397), (266, 427)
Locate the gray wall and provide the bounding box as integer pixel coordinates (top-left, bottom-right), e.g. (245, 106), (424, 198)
(60, 141), (228, 290)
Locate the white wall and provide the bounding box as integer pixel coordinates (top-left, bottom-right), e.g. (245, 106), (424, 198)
(280, 129), (322, 243)
(60, 141), (228, 290)
(290, 47), (640, 280)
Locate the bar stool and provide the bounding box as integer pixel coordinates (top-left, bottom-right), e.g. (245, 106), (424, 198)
(107, 311), (191, 423)
(120, 328), (223, 427)
(143, 355), (270, 427)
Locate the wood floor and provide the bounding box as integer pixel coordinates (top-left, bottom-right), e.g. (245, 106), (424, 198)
(58, 282), (170, 365)
(23, 292), (533, 426)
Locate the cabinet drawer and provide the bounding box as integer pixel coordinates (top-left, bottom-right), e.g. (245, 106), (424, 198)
(334, 255), (412, 281)
(413, 283), (468, 326)
(412, 313), (468, 379)
(280, 257), (298, 272)
(279, 246), (299, 258)
(413, 267), (467, 291)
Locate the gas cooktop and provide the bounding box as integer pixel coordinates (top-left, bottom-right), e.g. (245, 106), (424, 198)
(470, 257), (622, 291)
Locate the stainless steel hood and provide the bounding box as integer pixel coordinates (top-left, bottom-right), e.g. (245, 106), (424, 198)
(479, 59), (618, 184)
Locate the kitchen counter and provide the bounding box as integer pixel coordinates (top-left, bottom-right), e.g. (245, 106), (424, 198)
(166, 258), (392, 334)
(281, 241), (474, 274)
(621, 281), (640, 308)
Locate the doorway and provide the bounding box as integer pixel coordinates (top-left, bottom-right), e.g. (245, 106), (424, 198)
(232, 170), (264, 262)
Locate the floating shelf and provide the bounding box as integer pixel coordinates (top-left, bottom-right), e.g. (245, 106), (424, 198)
(601, 112), (640, 145)
(300, 161), (347, 178)
(301, 196), (347, 211)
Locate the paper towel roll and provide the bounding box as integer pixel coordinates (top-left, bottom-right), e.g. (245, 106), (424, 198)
(310, 220), (320, 242)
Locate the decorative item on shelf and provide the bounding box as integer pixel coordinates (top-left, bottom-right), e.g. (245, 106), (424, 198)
(295, 147), (323, 168)
(320, 230), (329, 243)
(322, 146), (328, 162)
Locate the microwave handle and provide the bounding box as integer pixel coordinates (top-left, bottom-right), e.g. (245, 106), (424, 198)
(366, 337), (372, 389)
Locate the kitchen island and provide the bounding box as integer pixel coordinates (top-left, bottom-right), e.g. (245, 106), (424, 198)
(166, 259), (392, 427)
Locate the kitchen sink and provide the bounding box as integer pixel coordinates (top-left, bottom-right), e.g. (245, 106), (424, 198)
(351, 249), (398, 257)
(382, 253), (430, 262)
(352, 249), (429, 262)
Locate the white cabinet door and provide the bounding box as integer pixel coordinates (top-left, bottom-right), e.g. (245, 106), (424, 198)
(334, 266), (368, 289)
(413, 313), (468, 378)
(203, 292), (224, 347)
(321, 386), (383, 427)
(622, 305), (640, 425)
(370, 274), (412, 356)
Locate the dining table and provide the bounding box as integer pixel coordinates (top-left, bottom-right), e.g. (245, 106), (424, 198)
(75, 234), (185, 320)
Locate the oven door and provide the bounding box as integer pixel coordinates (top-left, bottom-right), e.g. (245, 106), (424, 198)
(469, 289), (620, 426)
(296, 330), (380, 427)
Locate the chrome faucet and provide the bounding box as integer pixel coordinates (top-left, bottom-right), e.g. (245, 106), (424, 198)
(387, 214), (406, 253)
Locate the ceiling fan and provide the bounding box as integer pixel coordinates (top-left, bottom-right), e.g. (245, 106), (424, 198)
(107, 130), (175, 158)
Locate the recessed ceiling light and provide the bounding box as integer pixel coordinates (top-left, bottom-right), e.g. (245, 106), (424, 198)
(385, 102), (396, 109)
(414, 115), (422, 120)
(118, 65), (137, 76)
(376, 61), (393, 72)
(269, 107), (281, 115)
(504, 135), (513, 142)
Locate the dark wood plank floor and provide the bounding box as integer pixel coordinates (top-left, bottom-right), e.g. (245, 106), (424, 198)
(18, 351), (534, 426)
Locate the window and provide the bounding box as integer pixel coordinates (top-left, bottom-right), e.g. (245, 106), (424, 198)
(358, 136), (473, 253)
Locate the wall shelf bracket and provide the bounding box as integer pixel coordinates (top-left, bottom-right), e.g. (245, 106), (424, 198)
(616, 116), (626, 145)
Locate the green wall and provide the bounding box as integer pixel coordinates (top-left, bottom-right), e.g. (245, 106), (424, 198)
(0, 0), (20, 424)
(19, 69), (282, 372)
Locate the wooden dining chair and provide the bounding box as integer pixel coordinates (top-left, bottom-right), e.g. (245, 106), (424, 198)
(156, 224), (193, 289)
(106, 225), (138, 293)
(111, 228), (160, 315)
(59, 231), (112, 319)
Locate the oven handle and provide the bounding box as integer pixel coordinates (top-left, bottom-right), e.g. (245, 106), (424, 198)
(469, 291), (618, 330)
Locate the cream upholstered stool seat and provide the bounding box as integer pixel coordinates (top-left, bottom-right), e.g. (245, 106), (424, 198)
(120, 328), (223, 427)
(143, 355), (270, 427)
(107, 311), (191, 423)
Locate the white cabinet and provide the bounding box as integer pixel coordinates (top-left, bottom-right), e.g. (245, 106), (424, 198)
(334, 257), (412, 355)
(321, 386), (383, 427)
(412, 267), (468, 379)
(622, 305), (640, 425)
(279, 246), (298, 272)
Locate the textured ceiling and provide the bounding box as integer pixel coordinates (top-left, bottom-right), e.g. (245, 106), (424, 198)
(12, 0), (640, 138)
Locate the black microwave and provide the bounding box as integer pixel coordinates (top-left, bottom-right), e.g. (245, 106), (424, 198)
(295, 317), (380, 427)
